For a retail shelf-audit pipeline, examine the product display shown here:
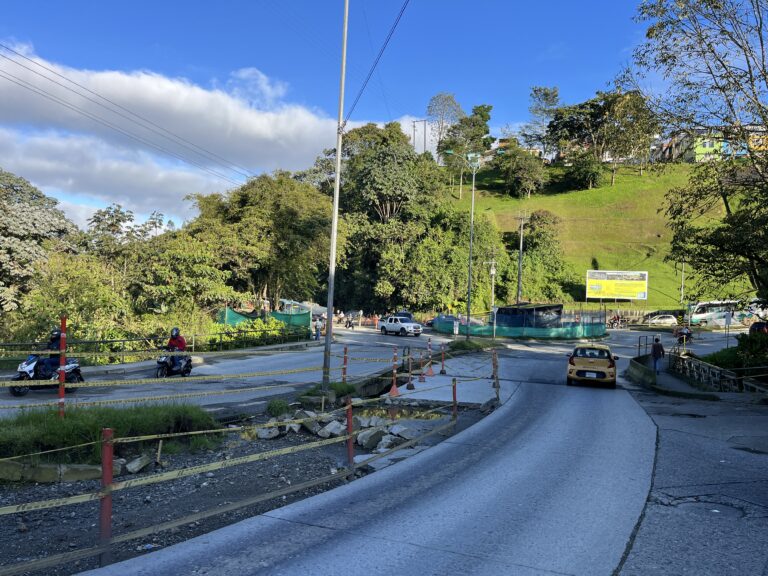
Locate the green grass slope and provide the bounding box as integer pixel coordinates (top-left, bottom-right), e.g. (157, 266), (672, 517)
(452, 165), (693, 308)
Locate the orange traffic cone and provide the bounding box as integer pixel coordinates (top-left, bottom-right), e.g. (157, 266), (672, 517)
(389, 381), (400, 397)
(426, 361), (434, 377)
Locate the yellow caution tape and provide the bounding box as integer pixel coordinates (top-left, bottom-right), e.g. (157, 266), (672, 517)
(110, 434), (350, 492)
(0, 491), (103, 515)
(0, 364), (342, 389)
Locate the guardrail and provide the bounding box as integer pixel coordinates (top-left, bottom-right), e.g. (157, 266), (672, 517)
(669, 353), (768, 394)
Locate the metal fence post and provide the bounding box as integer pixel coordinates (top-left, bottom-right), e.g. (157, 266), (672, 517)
(58, 315), (67, 419)
(99, 428), (114, 566)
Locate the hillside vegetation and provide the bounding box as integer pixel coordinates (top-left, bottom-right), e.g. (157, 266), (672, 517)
(454, 164), (694, 308)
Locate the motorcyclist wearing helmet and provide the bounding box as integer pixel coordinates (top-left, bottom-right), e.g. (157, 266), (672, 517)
(167, 327), (187, 370)
(44, 329), (62, 378)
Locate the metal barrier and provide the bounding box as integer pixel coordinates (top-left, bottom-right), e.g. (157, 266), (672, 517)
(669, 353), (768, 394)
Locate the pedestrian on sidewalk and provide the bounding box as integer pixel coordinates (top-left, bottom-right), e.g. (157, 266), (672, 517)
(652, 337), (665, 375)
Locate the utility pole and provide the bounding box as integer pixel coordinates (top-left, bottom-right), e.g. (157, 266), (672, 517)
(484, 248), (498, 339)
(322, 0), (350, 388)
(516, 212), (529, 305)
(680, 261), (685, 304)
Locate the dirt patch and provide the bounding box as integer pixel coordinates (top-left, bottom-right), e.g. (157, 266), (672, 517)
(0, 405), (483, 575)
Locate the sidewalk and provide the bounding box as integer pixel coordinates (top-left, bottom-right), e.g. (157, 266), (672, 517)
(628, 356), (767, 404)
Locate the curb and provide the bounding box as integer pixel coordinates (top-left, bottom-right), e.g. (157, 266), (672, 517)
(649, 384), (721, 402)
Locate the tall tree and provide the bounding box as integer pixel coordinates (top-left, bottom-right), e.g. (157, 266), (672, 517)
(426, 92), (464, 151)
(0, 170), (75, 311)
(519, 86), (560, 157)
(438, 105), (495, 199)
(632, 0), (768, 299)
(603, 90), (659, 184)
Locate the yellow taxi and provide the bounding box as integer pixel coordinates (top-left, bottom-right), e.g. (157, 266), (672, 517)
(566, 343), (618, 388)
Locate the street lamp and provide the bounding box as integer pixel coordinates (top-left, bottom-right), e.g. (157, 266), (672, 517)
(446, 150), (482, 340)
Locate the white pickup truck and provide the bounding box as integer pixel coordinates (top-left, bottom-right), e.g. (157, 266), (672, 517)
(380, 315), (422, 337)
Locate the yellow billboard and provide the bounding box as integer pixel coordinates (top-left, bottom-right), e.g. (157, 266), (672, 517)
(586, 270), (648, 300)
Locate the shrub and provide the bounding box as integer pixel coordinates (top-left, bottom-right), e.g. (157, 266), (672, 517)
(564, 150), (603, 189)
(0, 404), (219, 464)
(330, 382), (356, 397)
(266, 399), (290, 417)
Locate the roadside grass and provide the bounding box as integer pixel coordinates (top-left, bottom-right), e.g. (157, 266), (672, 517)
(451, 164), (697, 307)
(448, 339), (494, 353)
(0, 404), (220, 464)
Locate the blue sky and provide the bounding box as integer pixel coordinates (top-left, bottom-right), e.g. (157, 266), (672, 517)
(0, 0), (645, 226)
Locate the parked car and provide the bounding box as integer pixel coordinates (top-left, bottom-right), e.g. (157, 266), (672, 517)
(647, 314), (678, 326)
(749, 321), (768, 335)
(380, 315), (422, 337)
(566, 344), (618, 388)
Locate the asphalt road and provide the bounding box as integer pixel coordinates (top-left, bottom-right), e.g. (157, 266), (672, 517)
(82, 345), (658, 576)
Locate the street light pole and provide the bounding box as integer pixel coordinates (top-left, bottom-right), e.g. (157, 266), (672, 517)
(465, 153), (481, 341)
(322, 0), (350, 388)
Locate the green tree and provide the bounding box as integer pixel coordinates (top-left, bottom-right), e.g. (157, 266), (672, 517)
(439, 105), (495, 199)
(0, 170), (75, 311)
(519, 86), (560, 157)
(603, 90), (659, 184)
(494, 143), (547, 198)
(632, 0), (768, 299)
(564, 149), (604, 190)
(506, 210), (579, 302)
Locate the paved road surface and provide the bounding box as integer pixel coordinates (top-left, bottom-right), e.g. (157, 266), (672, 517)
(82, 353), (657, 576)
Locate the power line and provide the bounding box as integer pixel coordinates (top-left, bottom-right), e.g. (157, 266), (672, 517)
(343, 0), (410, 127)
(0, 43), (252, 183)
(0, 42), (252, 178)
(0, 68), (242, 187)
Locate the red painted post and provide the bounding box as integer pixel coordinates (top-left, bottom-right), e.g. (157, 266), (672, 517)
(452, 378), (458, 420)
(346, 397), (354, 477)
(99, 428), (114, 566)
(440, 343), (447, 375)
(342, 345), (348, 385)
(418, 350), (426, 383)
(392, 346), (398, 390)
(58, 316), (67, 419)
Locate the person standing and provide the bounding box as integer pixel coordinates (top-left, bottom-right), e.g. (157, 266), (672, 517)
(314, 318), (323, 341)
(651, 337), (665, 375)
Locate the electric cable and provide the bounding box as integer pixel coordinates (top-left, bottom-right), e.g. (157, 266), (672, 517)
(0, 43), (253, 180)
(344, 0), (411, 127)
(0, 69), (242, 187)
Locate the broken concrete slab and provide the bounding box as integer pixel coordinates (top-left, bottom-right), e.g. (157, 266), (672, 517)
(126, 454), (153, 474)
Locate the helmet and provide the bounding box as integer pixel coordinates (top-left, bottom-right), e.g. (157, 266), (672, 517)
(50, 329), (61, 340)
(170, 327), (180, 338)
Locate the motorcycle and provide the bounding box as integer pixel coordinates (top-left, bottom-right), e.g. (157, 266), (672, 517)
(10, 354), (83, 397)
(345, 317), (355, 330)
(156, 347), (192, 378)
(678, 332), (694, 345)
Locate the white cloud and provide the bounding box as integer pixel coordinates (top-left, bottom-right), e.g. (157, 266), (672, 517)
(0, 43), (342, 225)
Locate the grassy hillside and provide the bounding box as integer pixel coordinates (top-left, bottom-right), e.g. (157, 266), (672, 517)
(451, 165), (694, 308)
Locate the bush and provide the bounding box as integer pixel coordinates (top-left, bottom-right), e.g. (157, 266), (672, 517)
(564, 150), (603, 189)
(266, 399), (290, 417)
(448, 339), (491, 352)
(330, 382), (356, 397)
(0, 404), (219, 464)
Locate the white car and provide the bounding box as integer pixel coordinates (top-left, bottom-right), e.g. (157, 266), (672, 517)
(648, 314), (678, 326)
(380, 316), (422, 337)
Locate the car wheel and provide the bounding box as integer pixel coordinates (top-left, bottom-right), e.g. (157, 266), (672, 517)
(381, 327), (387, 335)
(415, 333), (421, 337)
(607, 380), (617, 389)
(566, 377), (574, 386)
(399, 328), (407, 336)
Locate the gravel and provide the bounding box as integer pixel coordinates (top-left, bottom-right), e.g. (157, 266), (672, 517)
(0, 405), (483, 575)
